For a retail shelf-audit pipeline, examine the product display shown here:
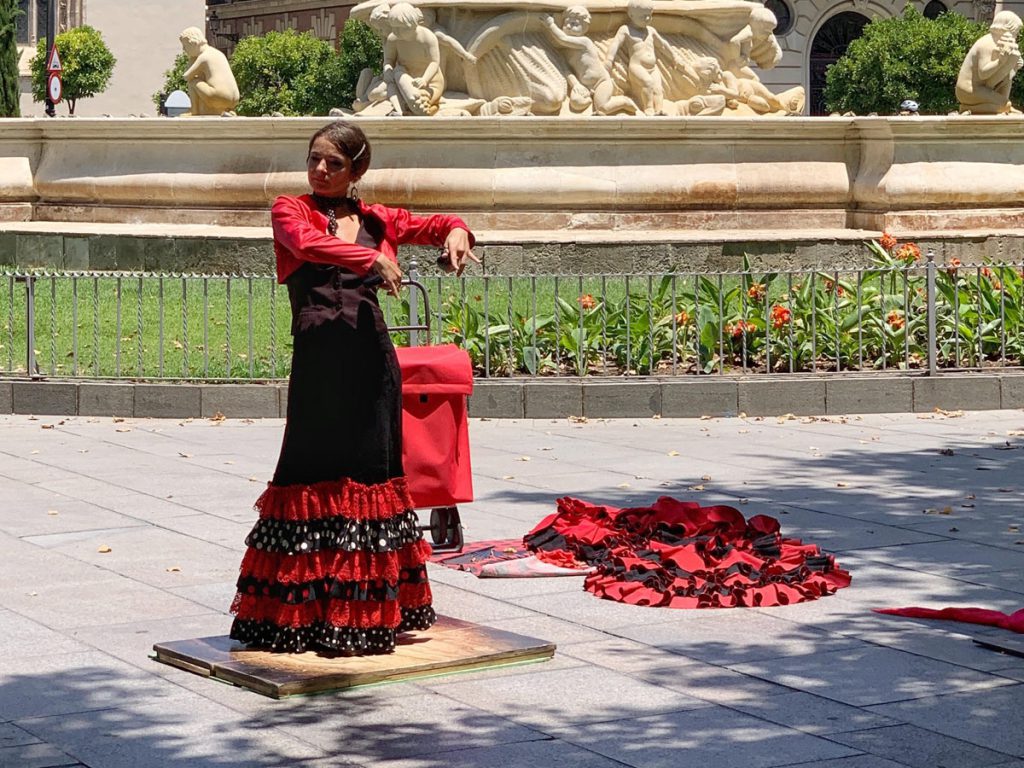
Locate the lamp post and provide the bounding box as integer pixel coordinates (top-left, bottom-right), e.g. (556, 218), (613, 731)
(43, 0), (56, 117)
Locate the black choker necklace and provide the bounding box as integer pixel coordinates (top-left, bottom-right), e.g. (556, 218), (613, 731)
(311, 194), (357, 236)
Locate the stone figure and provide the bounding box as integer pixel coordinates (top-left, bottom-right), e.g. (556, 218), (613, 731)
(543, 7), (639, 115)
(956, 10), (1024, 114)
(605, 0), (683, 115)
(178, 27), (240, 116)
(383, 2), (448, 115)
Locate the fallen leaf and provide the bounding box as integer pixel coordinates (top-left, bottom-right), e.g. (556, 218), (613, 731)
(515, 456), (531, 462)
(112, 417), (125, 423)
(30, 450), (39, 455)
(115, 427), (131, 433)
(738, 412), (748, 419)
(998, 488), (1014, 493)
(739, 429), (750, 434)
(939, 448), (955, 456)
(652, 415), (661, 420)
(539, 447), (553, 451)
(78, 449), (88, 454)
(965, 494), (976, 499)
(569, 415), (588, 424)
(1007, 430), (1024, 437)
(224, 460), (235, 465)
(700, 415), (712, 421)
(616, 483), (631, 489)
(27, 416), (38, 421)
(689, 484), (705, 491)
(1009, 525), (1021, 532)
(41, 424), (54, 430)
(46, 510), (58, 516)
(210, 412), (226, 423)
(178, 452), (193, 459)
(950, 527), (960, 533)
(836, 482), (850, 488)
(961, 503), (975, 508)
(941, 507), (953, 515)
(668, 450), (680, 457)
(248, 476), (261, 483)
(502, 547), (518, 554)
(738, 498), (748, 504)
(97, 545), (112, 554)
(165, 566), (181, 573)
(701, 475), (712, 482)
(501, 475), (515, 480)
(776, 413), (797, 423)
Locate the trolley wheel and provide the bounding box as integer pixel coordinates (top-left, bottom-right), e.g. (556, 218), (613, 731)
(428, 506), (464, 553)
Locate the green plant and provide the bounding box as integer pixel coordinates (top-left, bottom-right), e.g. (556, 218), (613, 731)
(230, 29), (343, 116)
(823, 6), (1024, 115)
(334, 19), (383, 109)
(29, 25), (115, 115)
(152, 51), (189, 113)
(0, 0), (20, 117)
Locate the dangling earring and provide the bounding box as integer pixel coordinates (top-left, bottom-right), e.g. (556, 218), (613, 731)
(347, 183), (360, 203)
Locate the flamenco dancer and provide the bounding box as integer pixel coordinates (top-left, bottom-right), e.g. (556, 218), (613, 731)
(229, 121), (477, 654)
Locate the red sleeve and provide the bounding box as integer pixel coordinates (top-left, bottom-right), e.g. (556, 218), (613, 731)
(376, 205), (476, 249)
(271, 196), (381, 276)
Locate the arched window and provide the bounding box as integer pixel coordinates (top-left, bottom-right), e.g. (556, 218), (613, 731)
(765, 0), (795, 36)
(809, 11), (870, 115)
(923, 0), (948, 19)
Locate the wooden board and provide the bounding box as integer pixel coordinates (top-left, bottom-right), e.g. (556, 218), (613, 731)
(973, 634), (1024, 659)
(153, 616), (556, 698)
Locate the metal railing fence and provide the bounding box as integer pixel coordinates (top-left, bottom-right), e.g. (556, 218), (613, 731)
(2, 255), (1023, 381)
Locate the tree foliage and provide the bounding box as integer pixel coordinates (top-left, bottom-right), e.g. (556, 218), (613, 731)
(335, 19), (383, 108)
(230, 29), (342, 116)
(824, 6), (1024, 115)
(29, 25), (115, 115)
(152, 51), (189, 113)
(0, 0), (20, 117)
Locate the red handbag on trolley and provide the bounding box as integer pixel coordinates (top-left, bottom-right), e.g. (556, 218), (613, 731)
(395, 343), (473, 550)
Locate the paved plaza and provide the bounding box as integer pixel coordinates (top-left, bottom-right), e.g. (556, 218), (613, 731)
(2, 408), (1024, 767)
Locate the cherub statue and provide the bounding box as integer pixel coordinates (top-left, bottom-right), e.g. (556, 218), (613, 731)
(354, 4), (402, 115)
(956, 10), (1024, 114)
(543, 6), (639, 115)
(604, 0), (679, 115)
(383, 2), (448, 115)
(178, 27), (240, 116)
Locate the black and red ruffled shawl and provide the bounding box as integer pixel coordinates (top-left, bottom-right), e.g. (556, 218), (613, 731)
(524, 496), (851, 608)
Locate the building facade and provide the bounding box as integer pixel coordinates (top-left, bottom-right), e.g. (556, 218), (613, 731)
(205, 0), (357, 54)
(16, 0), (206, 116)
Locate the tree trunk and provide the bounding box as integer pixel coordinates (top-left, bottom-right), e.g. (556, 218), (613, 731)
(0, 0), (21, 118)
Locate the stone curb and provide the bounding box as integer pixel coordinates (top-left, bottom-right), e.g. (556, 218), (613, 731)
(2, 374), (1023, 419)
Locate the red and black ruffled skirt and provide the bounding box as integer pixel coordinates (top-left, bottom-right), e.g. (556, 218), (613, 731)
(230, 309), (435, 654)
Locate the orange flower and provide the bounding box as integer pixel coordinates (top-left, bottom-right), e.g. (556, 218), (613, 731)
(578, 294), (596, 310)
(894, 243), (921, 263)
(824, 279), (845, 297)
(675, 310), (691, 326)
(727, 320), (756, 338)
(770, 305), (791, 329)
(886, 310), (904, 330)
(880, 232), (898, 251)
(992, 279), (1003, 291)
(981, 267), (993, 278)
(946, 258), (961, 276)
(747, 283), (766, 302)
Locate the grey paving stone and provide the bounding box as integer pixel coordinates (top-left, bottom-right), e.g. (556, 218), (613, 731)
(523, 381), (582, 418)
(264, 689), (538, 762)
(583, 381), (661, 418)
(77, 383), (134, 418)
(661, 379), (739, 417)
(133, 384), (201, 418)
(867, 685), (1024, 756)
(914, 376), (1001, 412)
(11, 382), (77, 416)
(0, 722), (42, 748)
(200, 384), (280, 418)
(548, 705), (859, 768)
(362, 737), (629, 768)
(826, 724), (1014, 768)
(1001, 374), (1024, 408)
(426, 664), (711, 728)
(730, 645), (1016, 707)
(827, 377), (914, 415)
(20, 694), (329, 768)
(738, 378), (827, 417)
(0, 742), (80, 768)
(469, 381), (523, 418)
(0, 498), (144, 539)
(727, 691), (898, 735)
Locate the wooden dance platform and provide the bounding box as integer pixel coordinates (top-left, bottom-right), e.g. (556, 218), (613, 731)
(152, 616), (556, 698)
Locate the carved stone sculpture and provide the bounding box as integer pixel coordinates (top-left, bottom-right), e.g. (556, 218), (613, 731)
(956, 10), (1024, 115)
(350, 0), (804, 118)
(178, 27), (240, 116)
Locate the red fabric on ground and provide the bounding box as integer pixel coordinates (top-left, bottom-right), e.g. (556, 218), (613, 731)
(524, 495), (851, 609)
(874, 606), (1024, 633)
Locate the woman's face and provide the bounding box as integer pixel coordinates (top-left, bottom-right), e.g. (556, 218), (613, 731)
(307, 136), (359, 198)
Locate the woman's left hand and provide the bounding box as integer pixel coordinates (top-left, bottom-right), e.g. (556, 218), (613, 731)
(441, 228), (480, 276)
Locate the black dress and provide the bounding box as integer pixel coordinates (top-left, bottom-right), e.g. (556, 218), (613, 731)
(229, 221), (436, 654)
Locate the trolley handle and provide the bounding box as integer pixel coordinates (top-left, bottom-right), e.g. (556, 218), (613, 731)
(382, 277), (431, 341)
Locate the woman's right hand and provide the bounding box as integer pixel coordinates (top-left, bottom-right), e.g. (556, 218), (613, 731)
(372, 254), (403, 297)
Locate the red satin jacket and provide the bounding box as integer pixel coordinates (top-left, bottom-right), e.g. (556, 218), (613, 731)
(271, 194), (474, 283)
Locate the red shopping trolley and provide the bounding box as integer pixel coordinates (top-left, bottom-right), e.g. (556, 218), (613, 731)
(391, 279), (473, 552)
